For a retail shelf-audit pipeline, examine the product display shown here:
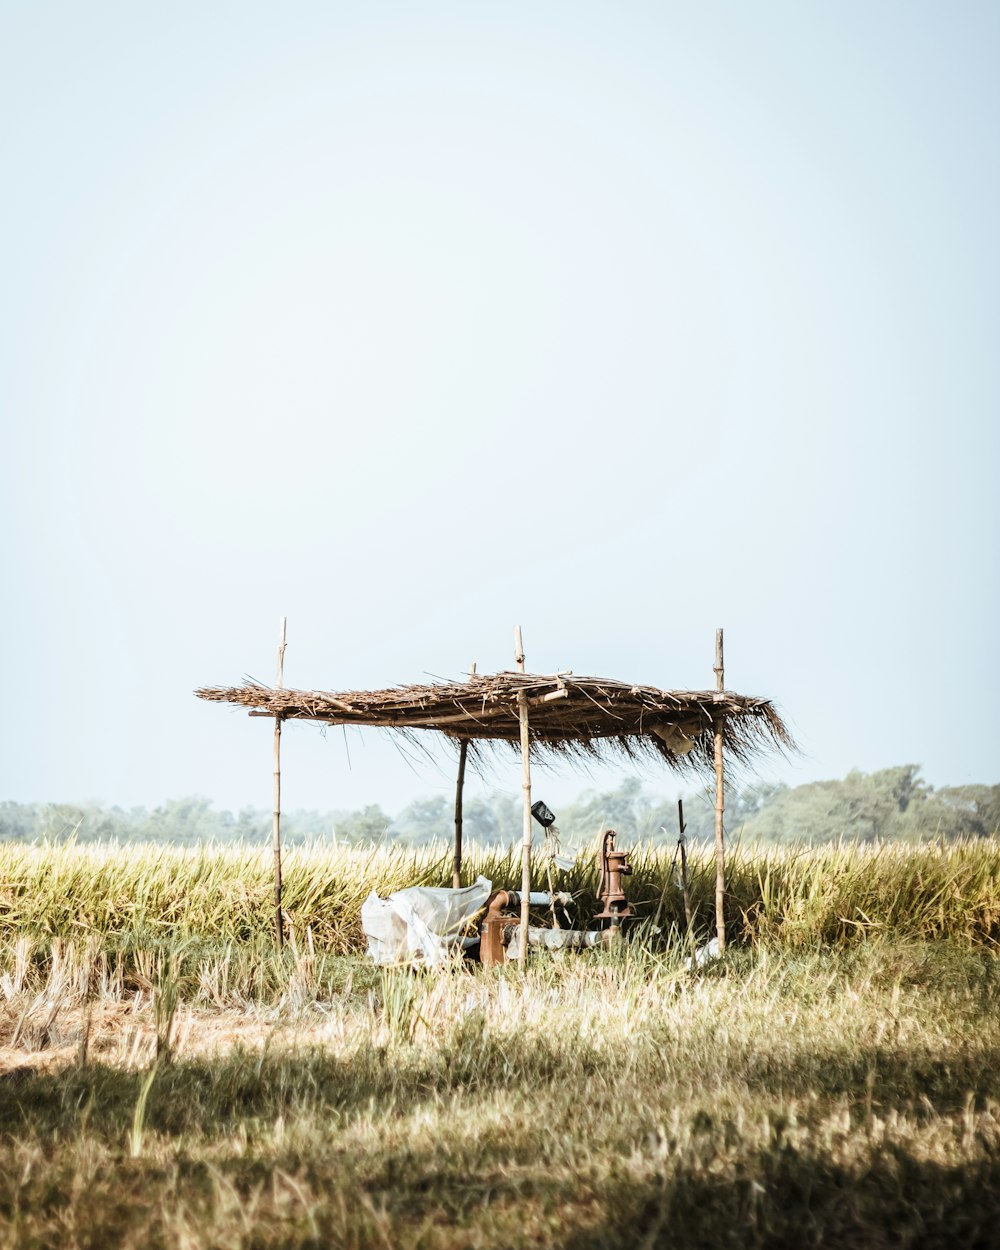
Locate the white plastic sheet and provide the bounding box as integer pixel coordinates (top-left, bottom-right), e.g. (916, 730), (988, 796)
(361, 875), (492, 967)
(685, 936), (721, 969)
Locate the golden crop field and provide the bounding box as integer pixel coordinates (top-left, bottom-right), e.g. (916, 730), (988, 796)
(1, 838), (999, 1248)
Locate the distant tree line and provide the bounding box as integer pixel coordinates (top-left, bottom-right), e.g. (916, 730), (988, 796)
(2, 767), (997, 848)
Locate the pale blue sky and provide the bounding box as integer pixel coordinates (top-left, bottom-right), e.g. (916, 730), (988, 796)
(2, 1), (997, 816)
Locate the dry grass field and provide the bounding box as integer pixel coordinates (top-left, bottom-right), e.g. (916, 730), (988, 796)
(1, 839), (999, 1248)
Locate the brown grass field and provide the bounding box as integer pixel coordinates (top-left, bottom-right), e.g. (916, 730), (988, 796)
(1, 838), (999, 1248)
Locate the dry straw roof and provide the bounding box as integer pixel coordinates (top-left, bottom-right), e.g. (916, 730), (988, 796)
(196, 671), (791, 773)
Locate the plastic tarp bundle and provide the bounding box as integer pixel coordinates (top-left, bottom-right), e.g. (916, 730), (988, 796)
(361, 875), (492, 967)
(685, 936), (721, 969)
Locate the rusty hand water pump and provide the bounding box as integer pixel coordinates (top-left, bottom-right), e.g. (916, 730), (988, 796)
(594, 830), (633, 925)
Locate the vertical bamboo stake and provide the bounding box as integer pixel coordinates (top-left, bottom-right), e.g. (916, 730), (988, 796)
(713, 627), (726, 952)
(453, 740), (468, 890)
(678, 798), (693, 933)
(452, 662), (476, 889)
(514, 626), (532, 967)
(273, 617), (287, 949)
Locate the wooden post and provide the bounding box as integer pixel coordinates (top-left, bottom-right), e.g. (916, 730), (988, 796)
(514, 626), (532, 966)
(453, 663), (475, 889)
(678, 798), (693, 933)
(453, 740), (468, 889)
(713, 627), (726, 952)
(273, 617), (287, 949)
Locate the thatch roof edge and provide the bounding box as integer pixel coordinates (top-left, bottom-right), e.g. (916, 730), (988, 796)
(195, 671), (793, 775)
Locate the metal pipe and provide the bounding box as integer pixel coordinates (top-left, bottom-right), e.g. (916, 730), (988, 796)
(503, 925), (604, 951)
(480, 890), (572, 966)
(489, 890), (568, 910)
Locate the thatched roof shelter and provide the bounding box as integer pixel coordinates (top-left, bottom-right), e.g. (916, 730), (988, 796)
(195, 670), (790, 774)
(197, 626), (791, 960)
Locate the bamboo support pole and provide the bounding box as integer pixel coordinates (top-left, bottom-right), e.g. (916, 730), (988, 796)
(678, 798), (693, 933)
(453, 740), (468, 889)
(273, 616), (287, 949)
(452, 663), (475, 889)
(713, 627), (726, 952)
(514, 626), (532, 967)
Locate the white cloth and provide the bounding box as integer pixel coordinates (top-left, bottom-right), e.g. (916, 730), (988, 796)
(361, 875), (492, 967)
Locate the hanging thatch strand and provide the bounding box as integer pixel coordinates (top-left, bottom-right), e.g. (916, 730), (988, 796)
(195, 671), (792, 774)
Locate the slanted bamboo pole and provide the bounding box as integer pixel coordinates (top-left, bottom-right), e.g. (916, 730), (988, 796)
(514, 626), (532, 967)
(452, 662), (476, 889)
(272, 617), (287, 949)
(713, 627), (726, 952)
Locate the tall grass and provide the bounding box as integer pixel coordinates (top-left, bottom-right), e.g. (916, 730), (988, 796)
(2, 837), (999, 1247)
(2, 837), (998, 954)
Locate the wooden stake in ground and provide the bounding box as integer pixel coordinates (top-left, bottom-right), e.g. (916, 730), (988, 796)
(713, 627), (726, 952)
(452, 662), (476, 889)
(514, 626), (532, 967)
(678, 798), (693, 933)
(651, 797), (693, 937)
(453, 740), (468, 889)
(273, 617), (287, 949)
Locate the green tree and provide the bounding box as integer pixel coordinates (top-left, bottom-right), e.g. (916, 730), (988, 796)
(331, 804), (392, 844)
(391, 795), (450, 843)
